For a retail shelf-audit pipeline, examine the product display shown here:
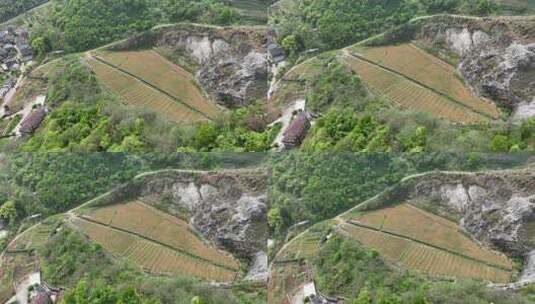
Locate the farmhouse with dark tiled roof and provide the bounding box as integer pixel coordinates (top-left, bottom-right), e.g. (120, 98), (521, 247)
(282, 111), (311, 148)
(19, 107), (47, 135)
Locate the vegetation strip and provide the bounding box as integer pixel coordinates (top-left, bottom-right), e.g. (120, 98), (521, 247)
(345, 52), (494, 120)
(345, 220), (512, 271)
(76, 216), (239, 272)
(92, 55), (215, 121)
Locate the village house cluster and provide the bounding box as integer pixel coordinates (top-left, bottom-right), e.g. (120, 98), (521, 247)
(0, 25), (33, 105)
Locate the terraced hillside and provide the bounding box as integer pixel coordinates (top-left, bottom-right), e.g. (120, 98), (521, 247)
(338, 44), (499, 123)
(0, 218), (58, 303)
(96, 50), (221, 119)
(86, 56), (208, 123)
(350, 44), (500, 119)
(339, 203), (513, 283)
(73, 200), (240, 282)
(6, 222), (55, 252)
(269, 227), (324, 304)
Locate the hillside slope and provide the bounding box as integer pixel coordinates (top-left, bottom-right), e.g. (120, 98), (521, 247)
(269, 167), (535, 303)
(109, 23), (269, 109)
(387, 15), (535, 121)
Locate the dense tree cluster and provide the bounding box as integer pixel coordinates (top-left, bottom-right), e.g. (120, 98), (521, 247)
(272, 0), (497, 58)
(314, 232), (533, 303)
(162, 0), (236, 25)
(51, 0), (156, 52)
(0, 0), (47, 23)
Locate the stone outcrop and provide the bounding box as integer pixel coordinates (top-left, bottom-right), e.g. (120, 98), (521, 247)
(407, 170), (535, 258)
(108, 24), (269, 108)
(413, 15), (535, 121)
(132, 170), (269, 262)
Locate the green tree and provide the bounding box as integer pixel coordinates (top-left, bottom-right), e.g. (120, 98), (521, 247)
(0, 201), (16, 221)
(191, 296), (205, 304)
(31, 36), (51, 58)
(53, 0), (155, 51)
(281, 35), (299, 55)
(490, 134), (511, 152)
(267, 207), (283, 229)
(353, 287), (372, 304)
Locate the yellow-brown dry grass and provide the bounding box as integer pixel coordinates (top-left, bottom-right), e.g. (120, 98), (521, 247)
(97, 50), (220, 119)
(87, 57), (206, 123)
(339, 223), (512, 283)
(352, 44), (499, 119)
(73, 218), (237, 282)
(351, 203), (511, 269)
(84, 201), (239, 270)
(339, 55), (487, 123)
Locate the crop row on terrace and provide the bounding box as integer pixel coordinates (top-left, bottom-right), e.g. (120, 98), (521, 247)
(339, 55), (486, 123)
(72, 218), (238, 282)
(275, 230), (322, 262)
(339, 223), (512, 283)
(124, 239), (236, 282)
(7, 222), (55, 252)
(399, 243), (511, 283)
(351, 44), (500, 119)
(84, 201), (239, 270)
(349, 203), (512, 269)
(87, 58), (206, 123)
(97, 50), (220, 119)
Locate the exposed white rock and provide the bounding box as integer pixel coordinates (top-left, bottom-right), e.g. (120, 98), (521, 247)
(172, 182), (200, 211)
(440, 183), (469, 212)
(199, 184), (218, 201)
(245, 251), (268, 282)
(472, 30), (491, 48)
(6, 272), (41, 304)
(184, 36), (213, 63)
(519, 250), (535, 284)
(512, 98), (535, 122)
(446, 28), (473, 56)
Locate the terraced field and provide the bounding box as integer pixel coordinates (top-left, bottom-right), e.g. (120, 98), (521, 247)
(340, 54), (486, 123)
(338, 203), (513, 283)
(275, 230), (322, 262)
(339, 224), (511, 283)
(7, 222), (55, 252)
(87, 57), (207, 123)
(349, 203), (511, 268)
(97, 50), (220, 119)
(72, 217), (238, 282)
(351, 44), (500, 119)
(83, 200), (239, 269)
